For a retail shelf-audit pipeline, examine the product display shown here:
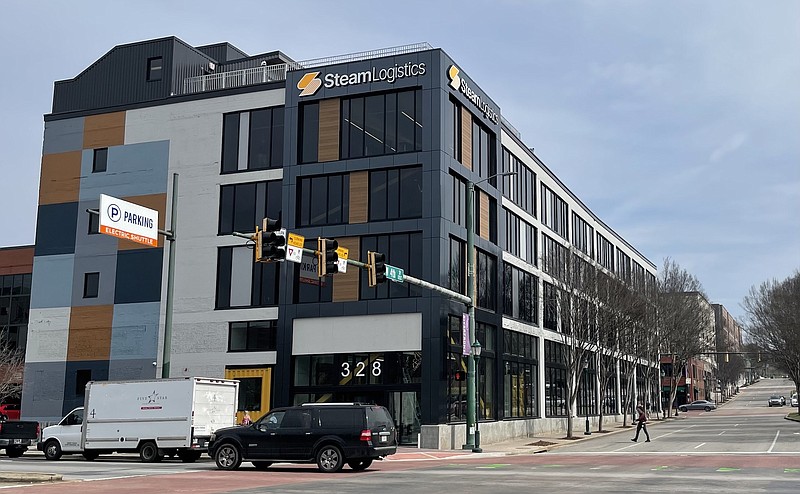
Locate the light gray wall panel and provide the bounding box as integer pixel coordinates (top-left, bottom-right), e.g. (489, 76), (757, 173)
(293, 313), (422, 355)
(30, 254), (75, 309)
(42, 117), (85, 155)
(79, 140), (169, 201)
(24, 307), (71, 362)
(111, 302), (160, 360)
(109, 358), (157, 381)
(20, 361), (67, 422)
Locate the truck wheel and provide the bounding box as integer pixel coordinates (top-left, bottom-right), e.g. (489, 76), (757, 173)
(214, 443), (242, 471)
(177, 450), (201, 463)
(44, 440), (62, 460)
(6, 446), (27, 458)
(316, 444), (344, 473)
(139, 441), (162, 463)
(347, 459), (372, 471)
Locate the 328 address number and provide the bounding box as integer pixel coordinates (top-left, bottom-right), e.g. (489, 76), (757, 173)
(341, 360), (382, 377)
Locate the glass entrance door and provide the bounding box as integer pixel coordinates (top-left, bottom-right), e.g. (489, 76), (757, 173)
(391, 391), (421, 445)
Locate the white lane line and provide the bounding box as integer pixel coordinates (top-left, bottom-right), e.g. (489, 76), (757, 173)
(694, 442), (706, 449)
(718, 430), (726, 436)
(612, 425), (694, 452)
(768, 430), (780, 453)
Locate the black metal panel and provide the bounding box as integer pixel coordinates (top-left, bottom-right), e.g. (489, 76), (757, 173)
(51, 37), (214, 114)
(195, 42), (249, 63)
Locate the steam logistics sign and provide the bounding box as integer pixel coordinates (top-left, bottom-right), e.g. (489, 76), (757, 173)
(99, 194), (159, 247)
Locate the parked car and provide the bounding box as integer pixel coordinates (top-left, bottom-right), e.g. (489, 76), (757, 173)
(768, 395), (783, 407)
(678, 400), (717, 412)
(791, 394), (798, 407)
(208, 403), (397, 473)
(0, 418), (40, 458)
(0, 404), (21, 422)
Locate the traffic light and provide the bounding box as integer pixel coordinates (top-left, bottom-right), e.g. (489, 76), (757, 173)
(317, 238), (339, 276)
(254, 218), (286, 263)
(367, 251), (387, 287)
(454, 370), (466, 382)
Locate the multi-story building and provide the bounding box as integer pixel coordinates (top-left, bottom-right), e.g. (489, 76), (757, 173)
(713, 303), (744, 397)
(22, 37), (656, 446)
(0, 245), (33, 352)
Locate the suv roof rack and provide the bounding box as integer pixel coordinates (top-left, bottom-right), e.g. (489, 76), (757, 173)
(299, 402), (373, 406)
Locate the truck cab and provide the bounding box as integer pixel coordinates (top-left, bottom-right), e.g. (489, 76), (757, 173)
(39, 407), (85, 459)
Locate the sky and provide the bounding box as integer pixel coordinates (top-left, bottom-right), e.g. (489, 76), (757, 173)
(1, 1), (798, 322)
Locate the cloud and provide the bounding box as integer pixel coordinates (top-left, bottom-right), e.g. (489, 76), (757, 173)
(709, 132), (748, 162)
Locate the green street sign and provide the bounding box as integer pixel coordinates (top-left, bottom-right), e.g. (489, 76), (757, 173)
(385, 264), (405, 283)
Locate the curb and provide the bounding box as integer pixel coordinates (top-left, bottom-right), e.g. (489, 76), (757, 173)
(0, 472), (63, 483)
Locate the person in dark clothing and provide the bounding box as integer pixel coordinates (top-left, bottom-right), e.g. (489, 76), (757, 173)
(632, 404), (651, 442)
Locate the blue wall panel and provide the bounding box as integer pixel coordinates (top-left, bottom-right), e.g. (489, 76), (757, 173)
(34, 202), (78, 256)
(63, 360), (109, 415)
(42, 118), (85, 155)
(111, 302), (160, 360)
(20, 361), (67, 422)
(79, 140), (170, 202)
(114, 249), (164, 304)
(30, 254), (75, 309)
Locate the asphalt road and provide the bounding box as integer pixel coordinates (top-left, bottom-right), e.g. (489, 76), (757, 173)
(2, 378), (798, 493)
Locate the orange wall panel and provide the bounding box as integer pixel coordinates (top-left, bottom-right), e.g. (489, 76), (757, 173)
(67, 305), (113, 361)
(83, 112), (126, 149)
(39, 151), (82, 205)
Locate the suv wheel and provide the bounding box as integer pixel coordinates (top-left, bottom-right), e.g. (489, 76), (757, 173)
(347, 459), (373, 471)
(316, 444), (344, 473)
(215, 443), (242, 471)
(44, 440), (62, 461)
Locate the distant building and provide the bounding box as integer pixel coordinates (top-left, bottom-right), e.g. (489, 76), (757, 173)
(0, 245), (33, 352)
(23, 37), (657, 445)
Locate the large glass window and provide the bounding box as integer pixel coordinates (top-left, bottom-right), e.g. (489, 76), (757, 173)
(597, 233), (615, 271)
(449, 236), (465, 295)
(541, 184), (568, 239)
(216, 246), (279, 308)
(360, 232), (423, 300)
(502, 264), (537, 324)
(297, 173), (349, 226)
(300, 102), (319, 164)
(572, 213), (594, 258)
(0, 273), (32, 351)
(542, 234), (568, 281)
(616, 249), (632, 283)
(472, 118), (497, 185)
(446, 317), (496, 422)
(476, 250), (497, 311)
(228, 320), (277, 352)
(218, 180), (281, 235)
(445, 96), (462, 161)
(222, 107), (285, 172)
(369, 166), (422, 221)
(341, 89), (423, 159)
(501, 147), (536, 217)
(503, 330), (538, 418)
(450, 172), (466, 227)
(544, 340), (567, 417)
(504, 209), (536, 265)
(543, 282), (558, 331)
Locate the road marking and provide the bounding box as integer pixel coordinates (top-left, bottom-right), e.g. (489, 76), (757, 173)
(717, 467), (741, 472)
(694, 443), (706, 449)
(768, 430), (780, 453)
(612, 425), (694, 452)
(477, 464), (510, 469)
(718, 431), (726, 436)
(651, 466), (670, 470)
(786, 469), (800, 473)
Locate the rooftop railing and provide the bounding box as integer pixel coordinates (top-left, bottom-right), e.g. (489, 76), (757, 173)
(181, 42), (433, 95)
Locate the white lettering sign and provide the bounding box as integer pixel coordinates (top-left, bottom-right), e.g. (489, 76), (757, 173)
(99, 194), (159, 247)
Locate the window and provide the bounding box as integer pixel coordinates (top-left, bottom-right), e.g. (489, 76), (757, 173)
(221, 107), (284, 173)
(450, 172), (466, 227)
(502, 264), (537, 323)
(237, 377), (263, 412)
(504, 209), (536, 265)
(92, 148), (107, 173)
(341, 89), (423, 159)
(449, 236), (465, 295)
(541, 184), (568, 239)
(75, 369), (92, 396)
(0, 273), (31, 351)
(572, 213), (594, 258)
(501, 148), (536, 217)
(445, 96), (462, 160)
(543, 282), (558, 331)
(228, 320), (277, 352)
(544, 340), (567, 417)
(359, 232), (423, 300)
(472, 119), (497, 185)
(297, 173), (349, 226)
(476, 249), (497, 311)
(88, 212), (100, 234)
(616, 249), (632, 283)
(218, 181), (281, 235)
(216, 246), (279, 308)
(597, 234), (614, 271)
(503, 330), (538, 418)
(147, 57), (162, 81)
(83, 272), (99, 298)
(369, 166), (422, 221)
(300, 102), (319, 164)
(446, 317), (495, 422)
(542, 234), (567, 280)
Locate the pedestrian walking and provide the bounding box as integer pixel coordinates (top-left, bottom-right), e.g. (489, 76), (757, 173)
(631, 404), (650, 442)
(241, 411), (252, 426)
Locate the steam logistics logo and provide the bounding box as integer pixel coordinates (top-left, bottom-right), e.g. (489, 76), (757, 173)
(297, 71), (322, 97)
(447, 65), (461, 90)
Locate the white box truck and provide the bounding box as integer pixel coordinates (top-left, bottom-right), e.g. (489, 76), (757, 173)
(38, 377), (238, 462)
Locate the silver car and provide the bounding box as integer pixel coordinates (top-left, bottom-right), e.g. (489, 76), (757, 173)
(678, 400), (717, 412)
(768, 395), (783, 407)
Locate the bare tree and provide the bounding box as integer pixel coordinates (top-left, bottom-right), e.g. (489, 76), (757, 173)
(0, 341), (24, 405)
(658, 259), (713, 417)
(743, 271), (800, 411)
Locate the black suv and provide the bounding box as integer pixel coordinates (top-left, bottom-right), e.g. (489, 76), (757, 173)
(208, 403), (397, 473)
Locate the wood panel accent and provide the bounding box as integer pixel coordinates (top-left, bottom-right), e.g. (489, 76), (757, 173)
(39, 151), (82, 205)
(349, 171), (369, 224)
(83, 111), (126, 149)
(479, 191), (490, 240)
(67, 305), (113, 361)
(117, 193), (168, 250)
(318, 98), (340, 162)
(0, 246), (34, 275)
(461, 107), (472, 170)
(332, 237), (360, 302)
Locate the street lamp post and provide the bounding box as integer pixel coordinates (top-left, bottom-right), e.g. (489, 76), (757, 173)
(463, 172), (515, 451)
(472, 341), (483, 453)
(582, 358), (591, 435)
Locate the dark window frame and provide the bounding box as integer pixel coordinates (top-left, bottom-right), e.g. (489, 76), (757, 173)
(147, 57), (163, 82)
(92, 148), (108, 173)
(228, 320), (278, 352)
(83, 272), (100, 298)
